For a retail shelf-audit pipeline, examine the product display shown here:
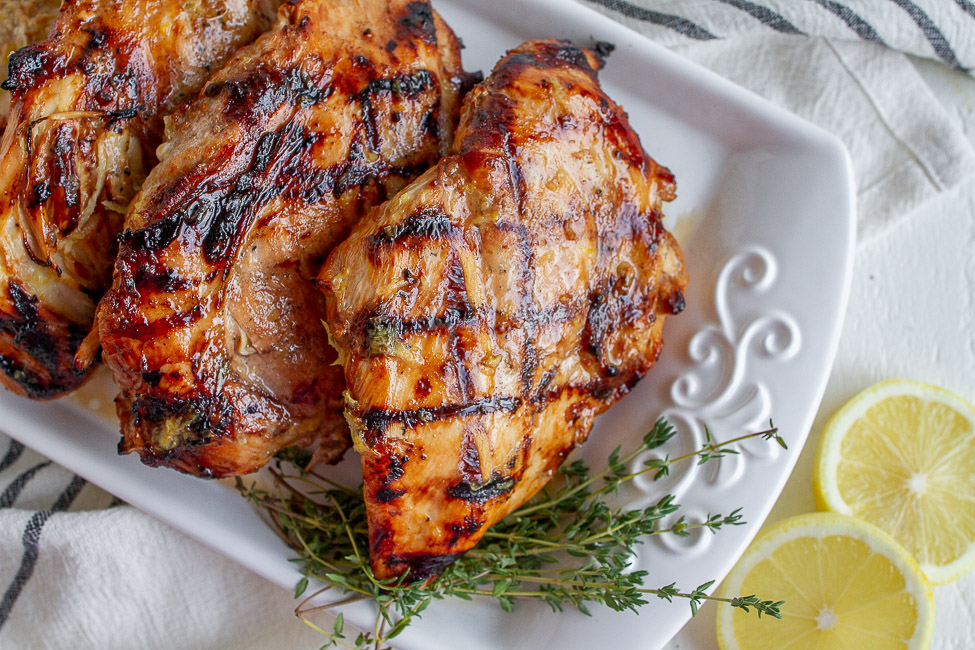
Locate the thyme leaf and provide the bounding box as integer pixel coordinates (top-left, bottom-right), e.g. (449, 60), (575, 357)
(239, 418), (786, 649)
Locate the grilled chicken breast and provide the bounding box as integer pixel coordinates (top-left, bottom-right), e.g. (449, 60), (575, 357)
(97, 0), (475, 477)
(0, 0), (61, 130)
(319, 40), (688, 580)
(0, 0), (280, 399)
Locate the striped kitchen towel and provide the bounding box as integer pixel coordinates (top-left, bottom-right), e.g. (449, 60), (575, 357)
(0, 434), (323, 648)
(583, 0), (975, 241)
(584, 0), (975, 70)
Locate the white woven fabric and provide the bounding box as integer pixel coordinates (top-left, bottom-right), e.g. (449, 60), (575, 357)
(0, 439), (323, 648)
(583, 0), (975, 240)
(584, 0), (975, 70)
(3, 0), (974, 647)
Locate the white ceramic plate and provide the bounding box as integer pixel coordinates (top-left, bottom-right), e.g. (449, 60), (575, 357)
(0, 0), (855, 647)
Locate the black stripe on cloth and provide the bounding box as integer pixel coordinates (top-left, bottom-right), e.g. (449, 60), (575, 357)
(808, 0), (887, 45)
(50, 475), (87, 511)
(0, 440), (24, 473)
(0, 462), (52, 509)
(0, 474), (87, 631)
(887, 0), (965, 69)
(954, 0), (975, 20)
(714, 0), (806, 34)
(584, 0), (719, 40)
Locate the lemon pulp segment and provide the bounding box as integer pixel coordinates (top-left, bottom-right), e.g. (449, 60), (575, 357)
(716, 512), (933, 650)
(815, 379), (975, 584)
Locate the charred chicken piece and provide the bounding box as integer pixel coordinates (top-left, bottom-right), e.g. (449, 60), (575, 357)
(0, 0), (280, 399)
(0, 0), (61, 130)
(319, 40), (688, 580)
(97, 0), (475, 477)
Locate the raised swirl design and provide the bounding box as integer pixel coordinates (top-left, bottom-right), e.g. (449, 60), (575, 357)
(642, 246), (801, 556)
(654, 507), (717, 558)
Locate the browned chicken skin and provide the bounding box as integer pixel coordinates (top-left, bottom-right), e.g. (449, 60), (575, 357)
(0, 0), (61, 130)
(0, 0), (280, 399)
(97, 0), (476, 477)
(318, 40), (687, 580)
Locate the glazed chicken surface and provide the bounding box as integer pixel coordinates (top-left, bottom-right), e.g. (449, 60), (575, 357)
(318, 39), (688, 580)
(0, 0), (61, 130)
(0, 0), (280, 399)
(97, 0), (474, 476)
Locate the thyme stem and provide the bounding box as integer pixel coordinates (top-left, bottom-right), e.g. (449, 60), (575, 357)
(242, 418), (786, 649)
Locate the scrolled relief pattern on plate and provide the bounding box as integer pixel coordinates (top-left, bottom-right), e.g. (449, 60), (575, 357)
(637, 246), (801, 556)
(653, 506), (718, 558)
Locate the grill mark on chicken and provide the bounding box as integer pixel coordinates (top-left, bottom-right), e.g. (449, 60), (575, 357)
(1, 46), (56, 92)
(30, 122), (80, 218)
(200, 123), (303, 266)
(368, 70), (436, 97)
(360, 395), (521, 435)
(398, 1), (438, 45)
(370, 207), (453, 246)
(205, 66), (332, 127)
(130, 392), (232, 437)
(0, 281), (88, 397)
(446, 472), (516, 503)
(374, 487), (407, 503)
(98, 0), (474, 477)
(320, 39), (687, 579)
(446, 515), (482, 546)
(384, 552), (462, 582)
(119, 41), (465, 254)
(359, 68), (436, 151)
(9, 282), (60, 342)
(117, 213), (183, 253)
(385, 455), (407, 482)
(360, 221), (572, 339)
(118, 118), (436, 262)
(500, 130), (525, 216)
(357, 375), (635, 445)
(0, 354), (66, 399)
(0, 0), (283, 399)
(363, 305), (478, 339)
(493, 218), (539, 396)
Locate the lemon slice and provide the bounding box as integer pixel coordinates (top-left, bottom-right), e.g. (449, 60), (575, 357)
(716, 512), (934, 650)
(814, 378), (975, 584)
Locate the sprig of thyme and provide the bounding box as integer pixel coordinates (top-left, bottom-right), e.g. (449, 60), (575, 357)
(238, 418), (786, 649)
